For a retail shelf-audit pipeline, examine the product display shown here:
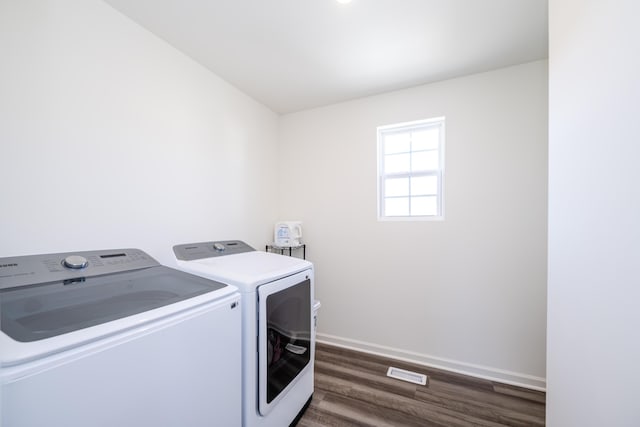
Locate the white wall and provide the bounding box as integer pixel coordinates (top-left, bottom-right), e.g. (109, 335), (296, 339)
(279, 61), (548, 388)
(0, 0), (279, 265)
(547, 1), (640, 425)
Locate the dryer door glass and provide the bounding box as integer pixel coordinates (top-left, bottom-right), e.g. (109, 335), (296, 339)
(258, 276), (311, 411)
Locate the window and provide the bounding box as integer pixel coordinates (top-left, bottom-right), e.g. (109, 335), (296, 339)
(377, 117), (445, 220)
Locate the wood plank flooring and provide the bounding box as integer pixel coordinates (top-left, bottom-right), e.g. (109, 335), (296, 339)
(297, 343), (545, 427)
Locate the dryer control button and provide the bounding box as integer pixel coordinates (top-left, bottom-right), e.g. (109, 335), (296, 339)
(213, 243), (225, 252)
(63, 255), (89, 269)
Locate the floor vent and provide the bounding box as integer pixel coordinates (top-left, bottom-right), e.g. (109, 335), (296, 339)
(386, 367), (428, 386)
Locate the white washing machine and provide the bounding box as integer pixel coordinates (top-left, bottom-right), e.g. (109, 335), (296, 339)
(173, 241), (314, 427)
(0, 248), (242, 427)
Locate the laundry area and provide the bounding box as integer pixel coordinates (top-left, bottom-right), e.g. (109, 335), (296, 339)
(1, 0), (545, 425)
(1, 242), (316, 426)
(2, 0), (640, 426)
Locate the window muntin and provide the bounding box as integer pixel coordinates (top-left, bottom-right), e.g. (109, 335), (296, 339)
(377, 118), (445, 220)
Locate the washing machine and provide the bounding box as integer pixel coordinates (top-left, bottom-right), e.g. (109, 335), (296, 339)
(0, 248), (242, 427)
(173, 240), (314, 427)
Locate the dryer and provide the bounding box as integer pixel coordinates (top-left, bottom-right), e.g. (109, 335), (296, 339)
(173, 240), (314, 427)
(0, 248), (241, 427)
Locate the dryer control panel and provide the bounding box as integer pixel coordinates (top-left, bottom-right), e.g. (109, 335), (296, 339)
(173, 240), (255, 261)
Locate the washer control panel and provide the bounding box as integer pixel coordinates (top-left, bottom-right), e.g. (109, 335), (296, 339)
(0, 249), (158, 289)
(173, 240), (255, 261)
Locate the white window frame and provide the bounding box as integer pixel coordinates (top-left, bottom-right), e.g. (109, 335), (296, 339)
(377, 117), (445, 221)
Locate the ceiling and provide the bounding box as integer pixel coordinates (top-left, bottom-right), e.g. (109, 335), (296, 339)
(103, 0), (548, 114)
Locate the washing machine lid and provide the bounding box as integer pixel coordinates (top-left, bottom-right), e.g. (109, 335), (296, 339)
(0, 249), (230, 343)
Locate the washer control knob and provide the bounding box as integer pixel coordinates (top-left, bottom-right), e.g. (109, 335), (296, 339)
(63, 255), (89, 269)
(213, 243), (225, 252)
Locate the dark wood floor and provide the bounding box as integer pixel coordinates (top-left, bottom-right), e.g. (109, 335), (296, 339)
(298, 343), (545, 427)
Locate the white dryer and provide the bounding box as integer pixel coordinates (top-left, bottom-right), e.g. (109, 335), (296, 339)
(173, 241), (314, 427)
(0, 248), (242, 427)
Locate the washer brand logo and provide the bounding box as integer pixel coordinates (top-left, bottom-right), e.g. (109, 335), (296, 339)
(0, 263), (18, 268)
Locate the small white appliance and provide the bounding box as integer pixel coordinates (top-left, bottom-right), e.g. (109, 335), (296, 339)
(0, 249), (242, 427)
(274, 221), (303, 247)
(173, 240), (314, 427)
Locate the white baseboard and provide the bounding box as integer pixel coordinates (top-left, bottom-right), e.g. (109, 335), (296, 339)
(316, 332), (546, 391)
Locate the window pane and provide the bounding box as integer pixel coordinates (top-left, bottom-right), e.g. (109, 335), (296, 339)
(412, 127), (439, 151)
(385, 177), (409, 197)
(385, 153), (411, 173)
(385, 197), (409, 216)
(412, 150), (439, 171)
(384, 133), (410, 154)
(411, 176), (438, 195)
(411, 196), (438, 216)
(378, 118), (444, 219)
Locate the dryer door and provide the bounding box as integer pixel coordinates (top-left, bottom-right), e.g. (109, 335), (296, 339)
(257, 269), (312, 416)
